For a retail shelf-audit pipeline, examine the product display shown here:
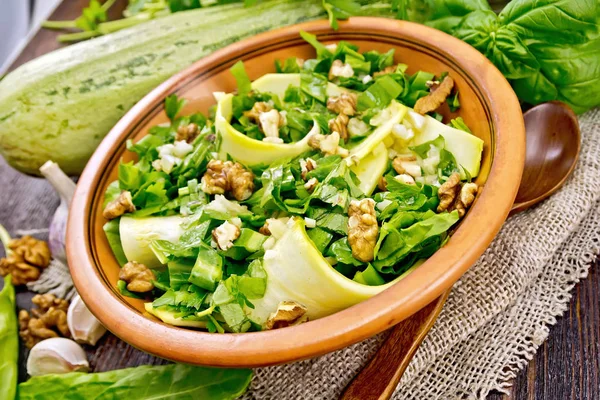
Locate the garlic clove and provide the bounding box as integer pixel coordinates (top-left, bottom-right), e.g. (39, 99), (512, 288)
(27, 338), (89, 376)
(67, 294), (107, 346)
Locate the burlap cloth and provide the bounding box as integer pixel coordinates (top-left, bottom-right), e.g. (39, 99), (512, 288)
(1, 109), (598, 399)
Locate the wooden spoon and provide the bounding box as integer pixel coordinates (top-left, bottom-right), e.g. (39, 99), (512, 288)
(341, 101), (581, 400)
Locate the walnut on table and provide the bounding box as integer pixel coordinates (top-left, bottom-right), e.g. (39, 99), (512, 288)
(347, 198), (379, 263)
(0, 235), (51, 285)
(18, 294), (71, 349)
(0, 255), (41, 285)
(200, 160), (255, 201)
(119, 261), (155, 293)
(103, 191), (135, 220)
(9, 235), (50, 268)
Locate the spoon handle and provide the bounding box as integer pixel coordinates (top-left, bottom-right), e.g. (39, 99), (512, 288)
(340, 290), (451, 400)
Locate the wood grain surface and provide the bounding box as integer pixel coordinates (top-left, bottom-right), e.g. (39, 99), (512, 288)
(1, 0), (599, 398)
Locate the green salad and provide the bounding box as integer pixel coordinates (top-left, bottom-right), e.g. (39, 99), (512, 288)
(102, 32), (484, 333)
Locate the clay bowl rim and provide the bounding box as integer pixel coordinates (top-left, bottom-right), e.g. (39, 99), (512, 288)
(67, 17), (525, 367)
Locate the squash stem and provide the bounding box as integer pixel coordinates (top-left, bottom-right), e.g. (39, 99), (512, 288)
(57, 30), (101, 43)
(97, 12), (157, 34)
(41, 20), (78, 30)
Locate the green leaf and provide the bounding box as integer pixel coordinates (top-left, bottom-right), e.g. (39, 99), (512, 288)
(164, 94), (187, 121)
(448, 117), (472, 133)
(103, 220), (128, 266)
(316, 212), (348, 235)
(327, 238), (363, 267)
(300, 31), (332, 59)
(512, 35), (600, 113)
(218, 303), (251, 333)
(17, 363), (252, 399)
(353, 264), (385, 286)
(323, 0), (361, 30)
(373, 211), (459, 273)
(345, 54), (371, 76)
(189, 247), (223, 291)
(275, 57), (302, 73)
(363, 49), (395, 74)
(307, 227), (334, 253)
(168, 259), (194, 289)
(118, 161), (142, 192)
(74, 0), (107, 31)
(230, 61), (252, 97)
(397, 0), (492, 33)
(447, 91), (460, 112)
(167, 0), (202, 13)
(357, 75), (404, 111)
(153, 284), (207, 310)
(0, 275), (17, 400)
(103, 180), (121, 208)
(300, 71), (329, 103)
(116, 280), (143, 299)
(499, 0), (599, 45)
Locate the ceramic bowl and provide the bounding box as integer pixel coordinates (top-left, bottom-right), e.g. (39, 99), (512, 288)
(67, 17), (525, 366)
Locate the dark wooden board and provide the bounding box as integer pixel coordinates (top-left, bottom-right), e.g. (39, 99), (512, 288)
(1, 0), (599, 398)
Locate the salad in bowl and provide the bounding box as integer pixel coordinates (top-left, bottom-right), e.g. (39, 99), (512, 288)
(101, 32), (484, 333)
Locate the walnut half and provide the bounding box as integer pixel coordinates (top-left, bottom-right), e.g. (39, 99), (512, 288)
(18, 293), (71, 349)
(201, 160), (255, 201)
(308, 131), (349, 157)
(0, 254), (41, 285)
(0, 236), (51, 285)
(327, 92), (358, 116)
(328, 113), (350, 142)
(265, 301), (308, 330)
(414, 75), (455, 115)
(119, 261), (155, 293)
(9, 235), (50, 268)
(347, 198), (379, 263)
(103, 191), (135, 220)
(437, 173), (478, 217)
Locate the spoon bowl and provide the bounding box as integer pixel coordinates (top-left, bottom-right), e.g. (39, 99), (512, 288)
(512, 101), (581, 213)
(343, 101), (581, 400)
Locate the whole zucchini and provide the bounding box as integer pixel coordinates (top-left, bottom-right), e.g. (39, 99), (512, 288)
(0, 0), (329, 175)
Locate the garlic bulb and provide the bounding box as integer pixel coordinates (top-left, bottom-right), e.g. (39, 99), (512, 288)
(39, 161), (76, 263)
(67, 294), (107, 345)
(27, 338), (89, 376)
